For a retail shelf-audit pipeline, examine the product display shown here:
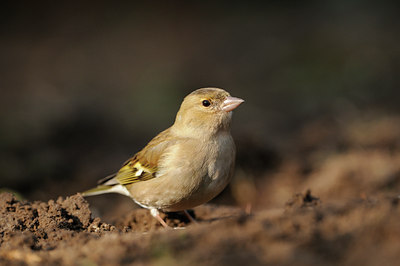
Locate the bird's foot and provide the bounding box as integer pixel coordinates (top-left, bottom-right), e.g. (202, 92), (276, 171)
(150, 208), (196, 229)
(150, 208), (170, 228)
(183, 210), (198, 224)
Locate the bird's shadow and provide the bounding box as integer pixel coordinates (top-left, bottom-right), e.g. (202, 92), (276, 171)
(166, 209), (248, 224)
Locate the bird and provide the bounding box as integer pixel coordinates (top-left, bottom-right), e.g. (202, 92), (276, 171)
(82, 87), (244, 227)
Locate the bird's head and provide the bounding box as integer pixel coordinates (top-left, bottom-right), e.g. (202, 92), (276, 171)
(173, 87), (244, 137)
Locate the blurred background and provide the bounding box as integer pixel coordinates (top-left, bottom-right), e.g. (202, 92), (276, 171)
(1, 1), (399, 219)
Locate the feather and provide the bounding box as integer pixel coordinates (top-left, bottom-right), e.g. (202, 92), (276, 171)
(82, 128), (178, 196)
(81, 184), (131, 197)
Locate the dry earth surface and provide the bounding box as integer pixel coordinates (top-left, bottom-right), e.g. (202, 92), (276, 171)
(1, 191), (400, 265)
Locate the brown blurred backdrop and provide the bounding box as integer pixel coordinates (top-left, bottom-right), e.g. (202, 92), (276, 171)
(0, 1), (399, 214)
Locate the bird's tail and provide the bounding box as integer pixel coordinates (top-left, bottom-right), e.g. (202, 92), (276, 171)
(81, 185), (114, 197)
(81, 183), (131, 197)
(82, 173), (131, 197)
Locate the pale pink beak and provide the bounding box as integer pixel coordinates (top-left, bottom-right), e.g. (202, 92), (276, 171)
(221, 96), (244, 112)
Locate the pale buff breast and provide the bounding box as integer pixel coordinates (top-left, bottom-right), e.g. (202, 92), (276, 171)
(126, 133), (235, 212)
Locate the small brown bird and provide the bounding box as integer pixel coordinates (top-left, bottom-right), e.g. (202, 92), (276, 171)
(82, 88), (244, 227)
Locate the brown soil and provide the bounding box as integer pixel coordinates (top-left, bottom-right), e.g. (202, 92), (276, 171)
(1, 191), (400, 266)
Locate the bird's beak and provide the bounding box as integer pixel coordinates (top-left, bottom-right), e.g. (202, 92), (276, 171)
(221, 96), (244, 112)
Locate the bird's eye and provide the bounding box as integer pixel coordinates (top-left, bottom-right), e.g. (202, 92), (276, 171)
(202, 100), (211, 107)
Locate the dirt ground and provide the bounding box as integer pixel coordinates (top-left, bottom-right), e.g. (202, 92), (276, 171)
(1, 192), (399, 266)
(1, 115), (400, 265)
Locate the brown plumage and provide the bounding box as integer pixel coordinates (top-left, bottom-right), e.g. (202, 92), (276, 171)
(82, 87), (244, 227)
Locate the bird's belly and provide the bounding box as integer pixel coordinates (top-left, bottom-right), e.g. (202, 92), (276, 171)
(128, 135), (235, 211)
(127, 172), (230, 212)
(161, 175), (230, 212)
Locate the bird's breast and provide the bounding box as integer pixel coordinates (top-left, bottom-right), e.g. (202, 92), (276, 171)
(128, 133), (236, 211)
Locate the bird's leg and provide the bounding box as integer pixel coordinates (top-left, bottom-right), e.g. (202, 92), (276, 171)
(245, 203), (252, 215)
(150, 208), (169, 228)
(184, 210), (197, 224)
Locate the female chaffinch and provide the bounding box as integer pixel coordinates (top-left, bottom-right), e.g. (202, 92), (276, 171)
(82, 87), (244, 227)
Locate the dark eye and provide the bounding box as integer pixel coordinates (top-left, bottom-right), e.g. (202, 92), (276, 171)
(202, 100), (211, 107)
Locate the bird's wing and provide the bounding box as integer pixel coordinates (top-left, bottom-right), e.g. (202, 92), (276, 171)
(108, 156), (157, 186)
(104, 128), (176, 186)
(82, 128), (177, 197)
